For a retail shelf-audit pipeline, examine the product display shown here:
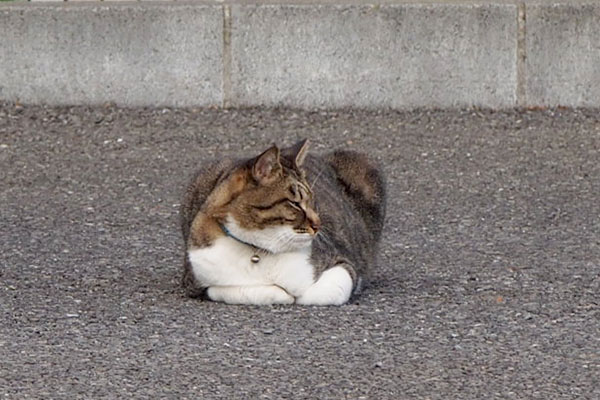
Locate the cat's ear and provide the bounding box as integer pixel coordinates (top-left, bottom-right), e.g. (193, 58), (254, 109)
(252, 145), (282, 185)
(285, 139), (310, 168)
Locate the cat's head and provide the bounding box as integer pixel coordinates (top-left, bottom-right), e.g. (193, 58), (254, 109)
(217, 139), (321, 253)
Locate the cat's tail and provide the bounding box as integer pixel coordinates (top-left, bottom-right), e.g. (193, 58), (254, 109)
(325, 150), (386, 241)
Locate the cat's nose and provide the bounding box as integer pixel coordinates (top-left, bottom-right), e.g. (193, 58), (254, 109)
(308, 213), (321, 233)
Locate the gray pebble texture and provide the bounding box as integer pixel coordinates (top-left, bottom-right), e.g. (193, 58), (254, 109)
(1, 105), (599, 399)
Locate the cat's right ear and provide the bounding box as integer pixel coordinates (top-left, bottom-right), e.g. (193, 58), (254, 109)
(252, 145), (282, 185)
(287, 139), (310, 168)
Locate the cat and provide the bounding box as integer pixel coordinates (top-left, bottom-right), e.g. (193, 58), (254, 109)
(179, 139), (386, 305)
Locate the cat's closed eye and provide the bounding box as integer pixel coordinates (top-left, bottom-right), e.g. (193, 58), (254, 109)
(287, 200), (301, 210)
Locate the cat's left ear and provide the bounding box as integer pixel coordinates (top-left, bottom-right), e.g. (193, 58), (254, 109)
(252, 145), (282, 185)
(285, 139), (310, 168)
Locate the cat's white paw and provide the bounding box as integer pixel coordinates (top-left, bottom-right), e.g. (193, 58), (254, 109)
(296, 266), (353, 306)
(207, 285), (295, 305)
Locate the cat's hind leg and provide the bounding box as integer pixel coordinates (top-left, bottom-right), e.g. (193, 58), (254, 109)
(207, 285), (295, 305)
(295, 265), (354, 306)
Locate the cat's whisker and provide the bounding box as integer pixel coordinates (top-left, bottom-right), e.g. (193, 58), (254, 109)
(270, 231), (294, 251)
(310, 167), (326, 191)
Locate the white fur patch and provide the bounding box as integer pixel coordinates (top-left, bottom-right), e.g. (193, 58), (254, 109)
(188, 220), (355, 305)
(188, 236), (316, 304)
(207, 285), (295, 305)
(224, 217), (313, 253)
(295, 266), (353, 306)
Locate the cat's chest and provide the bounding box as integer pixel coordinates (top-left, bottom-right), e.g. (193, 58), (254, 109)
(188, 237), (316, 295)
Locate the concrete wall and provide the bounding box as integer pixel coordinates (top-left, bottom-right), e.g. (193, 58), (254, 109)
(0, 3), (223, 107)
(1, 1), (599, 109)
(526, 3), (600, 107)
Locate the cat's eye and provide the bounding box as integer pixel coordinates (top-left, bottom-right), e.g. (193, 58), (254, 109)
(287, 200), (301, 210)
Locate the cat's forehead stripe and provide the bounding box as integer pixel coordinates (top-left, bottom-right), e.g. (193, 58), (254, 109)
(296, 182), (310, 199)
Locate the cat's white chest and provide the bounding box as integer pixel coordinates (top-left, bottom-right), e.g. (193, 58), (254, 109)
(188, 237), (316, 296)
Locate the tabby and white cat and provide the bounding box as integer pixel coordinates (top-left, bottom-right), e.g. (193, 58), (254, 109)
(180, 140), (385, 305)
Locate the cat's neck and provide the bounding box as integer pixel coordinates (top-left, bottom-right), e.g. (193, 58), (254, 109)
(220, 224), (271, 254)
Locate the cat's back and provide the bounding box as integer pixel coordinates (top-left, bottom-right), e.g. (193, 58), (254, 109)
(325, 150), (386, 238)
(303, 150), (386, 274)
(306, 150), (385, 237)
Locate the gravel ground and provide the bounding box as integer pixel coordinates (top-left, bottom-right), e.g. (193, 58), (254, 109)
(1, 104), (599, 399)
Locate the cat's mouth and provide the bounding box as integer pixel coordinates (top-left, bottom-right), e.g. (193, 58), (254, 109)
(294, 227), (317, 236)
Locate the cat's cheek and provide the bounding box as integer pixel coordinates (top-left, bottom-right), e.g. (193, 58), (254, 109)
(295, 266), (353, 306)
(290, 233), (314, 251)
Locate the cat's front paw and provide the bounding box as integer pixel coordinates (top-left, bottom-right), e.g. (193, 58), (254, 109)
(206, 285), (295, 305)
(295, 266), (353, 306)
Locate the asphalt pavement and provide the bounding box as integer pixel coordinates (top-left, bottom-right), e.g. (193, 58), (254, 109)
(1, 104), (599, 399)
